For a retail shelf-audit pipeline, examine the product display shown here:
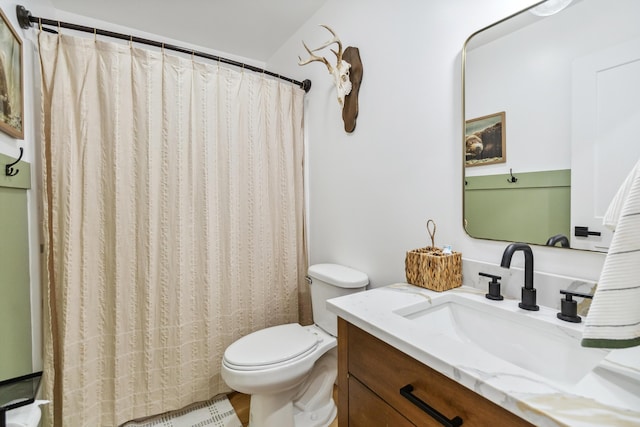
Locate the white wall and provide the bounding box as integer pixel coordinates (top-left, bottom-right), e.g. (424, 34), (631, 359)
(267, 0), (606, 288)
(1, 0), (611, 372)
(465, 13), (575, 177)
(465, 0), (640, 177)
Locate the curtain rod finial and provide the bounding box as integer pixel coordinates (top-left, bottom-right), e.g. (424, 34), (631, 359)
(302, 79), (312, 93)
(16, 5), (33, 29)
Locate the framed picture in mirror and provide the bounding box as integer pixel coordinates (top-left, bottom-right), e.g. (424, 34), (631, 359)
(465, 111), (505, 167)
(0, 7), (23, 139)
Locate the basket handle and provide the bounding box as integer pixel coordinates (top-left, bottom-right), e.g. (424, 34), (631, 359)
(426, 219), (436, 247)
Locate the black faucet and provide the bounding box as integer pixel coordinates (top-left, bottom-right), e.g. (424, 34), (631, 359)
(545, 234), (570, 248)
(500, 243), (539, 311)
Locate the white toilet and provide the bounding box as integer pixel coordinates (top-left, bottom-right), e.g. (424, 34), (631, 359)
(221, 263), (368, 427)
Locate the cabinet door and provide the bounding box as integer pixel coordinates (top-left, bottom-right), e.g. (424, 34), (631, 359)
(346, 322), (533, 427)
(571, 37), (640, 251)
(349, 376), (415, 427)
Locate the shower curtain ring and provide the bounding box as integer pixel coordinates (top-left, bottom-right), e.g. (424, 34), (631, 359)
(94, 28), (97, 42)
(38, 18), (42, 32)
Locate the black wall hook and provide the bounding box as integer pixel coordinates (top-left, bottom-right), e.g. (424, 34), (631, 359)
(507, 168), (517, 183)
(5, 147), (24, 177)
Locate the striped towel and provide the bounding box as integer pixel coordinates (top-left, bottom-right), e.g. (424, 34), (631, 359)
(582, 158), (640, 348)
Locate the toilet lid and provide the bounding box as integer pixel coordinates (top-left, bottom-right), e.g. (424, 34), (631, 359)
(224, 323), (320, 368)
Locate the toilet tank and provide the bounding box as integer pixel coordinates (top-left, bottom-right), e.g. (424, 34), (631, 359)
(307, 263), (369, 336)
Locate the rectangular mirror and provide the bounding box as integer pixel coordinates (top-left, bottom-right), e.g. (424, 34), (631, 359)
(463, 0), (640, 252)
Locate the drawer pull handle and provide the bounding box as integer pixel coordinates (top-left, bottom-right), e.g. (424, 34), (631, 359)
(400, 384), (463, 427)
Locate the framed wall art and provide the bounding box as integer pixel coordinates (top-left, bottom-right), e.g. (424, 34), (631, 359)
(465, 111), (505, 167)
(0, 7), (23, 139)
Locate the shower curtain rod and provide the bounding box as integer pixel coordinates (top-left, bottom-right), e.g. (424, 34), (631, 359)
(15, 5), (312, 93)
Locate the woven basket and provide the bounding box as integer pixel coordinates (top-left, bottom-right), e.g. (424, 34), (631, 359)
(405, 246), (462, 292)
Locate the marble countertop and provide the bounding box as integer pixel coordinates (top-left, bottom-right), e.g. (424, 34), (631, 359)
(327, 284), (640, 427)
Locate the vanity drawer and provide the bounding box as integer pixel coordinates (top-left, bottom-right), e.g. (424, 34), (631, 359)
(348, 376), (416, 427)
(346, 322), (533, 427)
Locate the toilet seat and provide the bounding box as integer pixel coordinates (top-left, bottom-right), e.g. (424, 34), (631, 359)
(223, 323), (321, 371)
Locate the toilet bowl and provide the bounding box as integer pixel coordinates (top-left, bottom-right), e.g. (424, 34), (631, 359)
(222, 324), (337, 427)
(221, 263), (368, 427)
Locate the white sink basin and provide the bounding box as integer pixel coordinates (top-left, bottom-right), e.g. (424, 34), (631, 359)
(393, 293), (609, 386)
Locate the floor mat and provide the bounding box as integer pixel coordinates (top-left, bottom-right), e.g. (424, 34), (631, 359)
(122, 394), (242, 427)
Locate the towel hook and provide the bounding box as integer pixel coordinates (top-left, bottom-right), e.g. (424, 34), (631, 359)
(507, 168), (517, 183)
(5, 147), (24, 177)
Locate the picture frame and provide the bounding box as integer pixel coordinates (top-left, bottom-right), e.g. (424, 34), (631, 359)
(465, 111), (505, 167)
(0, 7), (23, 139)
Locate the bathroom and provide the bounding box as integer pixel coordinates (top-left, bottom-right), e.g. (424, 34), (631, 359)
(0, 0), (638, 425)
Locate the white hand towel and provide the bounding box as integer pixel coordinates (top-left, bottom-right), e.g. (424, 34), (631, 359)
(582, 158), (640, 348)
(602, 159), (640, 232)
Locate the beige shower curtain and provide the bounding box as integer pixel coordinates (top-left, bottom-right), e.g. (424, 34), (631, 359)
(38, 32), (310, 426)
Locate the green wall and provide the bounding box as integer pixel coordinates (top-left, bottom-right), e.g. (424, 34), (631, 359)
(0, 153), (32, 380)
(464, 169), (570, 246)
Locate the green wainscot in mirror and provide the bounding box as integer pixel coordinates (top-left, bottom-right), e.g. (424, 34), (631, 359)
(0, 152), (32, 380)
(464, 169), (570, 246)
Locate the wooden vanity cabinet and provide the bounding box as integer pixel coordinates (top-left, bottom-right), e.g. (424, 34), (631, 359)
(337, 318), (534, 427)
